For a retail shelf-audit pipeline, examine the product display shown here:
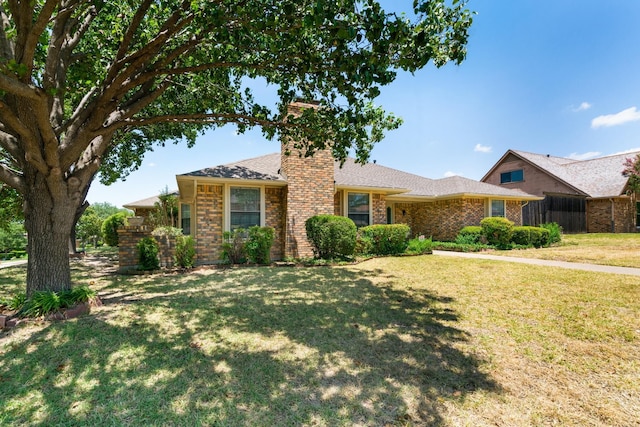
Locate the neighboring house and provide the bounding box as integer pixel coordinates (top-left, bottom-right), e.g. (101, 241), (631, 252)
(481, 149), (640, 233)
(123, 190), (180, 226)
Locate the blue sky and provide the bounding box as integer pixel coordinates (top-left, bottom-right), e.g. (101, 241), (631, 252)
(88, 0), (640, 208)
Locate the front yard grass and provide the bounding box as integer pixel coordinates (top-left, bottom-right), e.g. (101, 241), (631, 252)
(495, 233), (640, 267)
(0, 252), (638, 426)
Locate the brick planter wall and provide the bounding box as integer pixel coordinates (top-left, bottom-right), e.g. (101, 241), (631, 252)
(118, 225), (152, 271)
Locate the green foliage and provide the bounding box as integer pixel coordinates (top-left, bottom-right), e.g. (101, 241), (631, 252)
(221, 229), (248, 264)
(102, 212), (129, 247)
(0, 185), (23, 230)
(137, 237), (160, 271)
(512, 226), (550, 248)
(405, 237), (433, 255)
(19, 286), (96, 318)
(149, 187), (179, 228)
(431, 241), (491, 252)
(540, 222), (563, 244)
(480, 217), (514, 249)
(0, 221), (27, 254)
(0, 292), (27, 311)
(622, 154), (640, 193)
(76, 203), (125, 248)
(175, 235), (196, 268)
(245, 226), (275, 265)
(456, 226), (483, 244)
(305, 215), (357, 260)
(357, 224), (410, 255)
(151, 226), (184, 238)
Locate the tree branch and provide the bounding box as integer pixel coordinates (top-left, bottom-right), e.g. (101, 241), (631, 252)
(0, 162), (25, 193)
(0, 5), (14, 61)
(20, 0), (58, 76)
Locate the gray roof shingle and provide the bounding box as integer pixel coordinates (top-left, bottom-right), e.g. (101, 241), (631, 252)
(513, 150), (639, 197)
(180, 153), (538, 200)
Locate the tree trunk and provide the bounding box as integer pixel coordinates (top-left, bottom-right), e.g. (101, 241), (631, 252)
(24, 172), (78, 296)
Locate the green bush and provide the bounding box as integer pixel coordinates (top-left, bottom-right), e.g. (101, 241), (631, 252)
(221, 229), (247, 264)
(540, 222), (563, 244)
(405, 237), (433, 255)
(512, 226), (550, 248)
(245, 226), (275, 264)
(480, 217), (514, 249)
(354, 234), (374, 255)
(137, 236), (160, 270)
(102, 212), (129, 246)
(305, 215), (357, 259)
(456, 225), (483, 244)
(175, 235), (196, 268)
(0, 221), (27, 253)
(357, 224), (410, 255)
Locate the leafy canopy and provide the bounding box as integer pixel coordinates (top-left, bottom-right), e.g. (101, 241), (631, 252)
(0, 0), (474, 193)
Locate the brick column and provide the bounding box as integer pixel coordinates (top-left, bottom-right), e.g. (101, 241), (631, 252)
(281, 101), (335, 258)
(118, 225), (153, 271)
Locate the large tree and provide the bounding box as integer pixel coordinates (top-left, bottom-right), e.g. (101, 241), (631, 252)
(0, 0), (473, 295)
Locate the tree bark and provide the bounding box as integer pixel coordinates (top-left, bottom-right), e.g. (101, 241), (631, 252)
(24, 171), (78, 296)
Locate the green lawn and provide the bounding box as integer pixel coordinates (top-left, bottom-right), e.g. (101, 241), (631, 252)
(1, 250), (638, 426)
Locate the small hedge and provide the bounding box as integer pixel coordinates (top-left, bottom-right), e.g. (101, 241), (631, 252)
(305, 215), (357, 259)
(456, 226), (483, 244)
(175, 235), (196, 268)
(540, 222), (562, 244)
(356, 224), (410, 255)
(480, 217), (514, 249)
(511, 226), (550, 248)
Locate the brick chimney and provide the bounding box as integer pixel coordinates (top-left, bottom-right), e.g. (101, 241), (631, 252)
(281, 101), (335, 258)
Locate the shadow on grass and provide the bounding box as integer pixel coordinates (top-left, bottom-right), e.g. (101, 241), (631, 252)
(0, 265), (500, 426)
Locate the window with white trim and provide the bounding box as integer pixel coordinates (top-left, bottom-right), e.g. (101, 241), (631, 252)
(490, 199), (506, 217)
(348, 192), (370, 227)
(230, 187), (261, 230)
(180, 203), (191, 235)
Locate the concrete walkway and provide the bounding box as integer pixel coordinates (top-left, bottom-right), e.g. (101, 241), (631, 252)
(0, 259), (27, 269)
(433, 250), (640, 277)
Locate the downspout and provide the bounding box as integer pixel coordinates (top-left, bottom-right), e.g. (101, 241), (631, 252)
(609, 198), (615, 233)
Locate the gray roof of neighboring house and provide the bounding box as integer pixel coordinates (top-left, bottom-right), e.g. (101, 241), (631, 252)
(511, 150), (639, 198)
(180, 153), (538, 200)
(123, 190), (179, 209)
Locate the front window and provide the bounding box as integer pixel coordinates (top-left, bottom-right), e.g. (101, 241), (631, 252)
(180, 204), (191, 235)
(490, 200), (506, 217)
(500, 169), (524, 184)
(230, 187), (261, 230)
(348, 192), (370, 227)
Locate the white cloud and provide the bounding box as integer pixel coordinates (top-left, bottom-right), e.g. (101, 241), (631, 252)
(443, 171), (463, 177)
(572, 102), (592, 112)
(567, 151), (601, 161)
(612, 147), (640, 155)
(148, 162), (157, 167)
(474, 144), (492, 153)
(591, 106), (640, 129)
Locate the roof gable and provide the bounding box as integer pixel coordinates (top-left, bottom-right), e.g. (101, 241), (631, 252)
(509, 149), (638, 197)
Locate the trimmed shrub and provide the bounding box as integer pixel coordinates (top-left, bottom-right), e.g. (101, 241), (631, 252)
(245, 226), (275, 264)
(175, 235), (196, 268)
(357, 224), (410, 255)
(137, 236), (160, 270)
(540, 222), (563, 244)
(456, 225), (483, 244)
(512, 226), (550, 248)
(102, 212), (128, 247)
(305, 215), (357, 259)
(405, 237), (432, 255)
(221, 229), (247, 264)
(480, 217), (514, 249)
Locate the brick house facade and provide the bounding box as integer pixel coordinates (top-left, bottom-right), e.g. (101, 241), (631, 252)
(123, 103), (540, 267)
(482, 149), (639, 233)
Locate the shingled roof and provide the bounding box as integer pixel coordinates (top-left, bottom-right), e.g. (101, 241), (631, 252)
(508, 150), (639, 198)
(179, 153), (538, 200)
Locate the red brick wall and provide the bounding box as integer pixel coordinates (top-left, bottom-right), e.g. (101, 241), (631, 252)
(194, 184), (223, 264)
(372, 193), (387, 224)
(587, 197), (635, 233)
(281, 102), (335, 258)
(392, 198), (522, 241)
(265, 187), (286, 260)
